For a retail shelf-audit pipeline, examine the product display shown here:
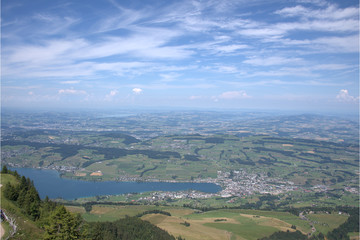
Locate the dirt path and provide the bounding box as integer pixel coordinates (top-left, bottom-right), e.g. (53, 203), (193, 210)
(0, 222), (5, 239)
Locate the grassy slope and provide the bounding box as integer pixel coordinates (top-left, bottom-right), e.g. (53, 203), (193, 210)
(307, 213), (348, 234)
(0, 174), (44, 240)
(67, 203), (351, 240)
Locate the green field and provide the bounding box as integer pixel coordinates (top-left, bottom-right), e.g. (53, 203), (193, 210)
(65, 203), (349, 240)
(3, 134), (358, 191)
(307, 213), (348, 234)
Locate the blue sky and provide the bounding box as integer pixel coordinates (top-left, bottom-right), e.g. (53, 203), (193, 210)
(2, 0), (359, 113)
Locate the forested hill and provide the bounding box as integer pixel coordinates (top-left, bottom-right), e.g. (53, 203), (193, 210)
(0, 166), (179, 240)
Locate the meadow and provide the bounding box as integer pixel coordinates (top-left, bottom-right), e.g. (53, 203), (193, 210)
(64, 203), (350, 240)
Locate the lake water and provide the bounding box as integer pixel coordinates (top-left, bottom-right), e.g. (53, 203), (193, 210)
(9, 167), (221, 200)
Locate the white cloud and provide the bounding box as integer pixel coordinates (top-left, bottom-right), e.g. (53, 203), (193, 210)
(223, 79), (351, 88)
(132, 88), (143, 94)
(336, 89), (359, 102)
(296, 0), (327, 7)
(214, 44), (249, 54)
(58, 89), (87, 95)
(159, 73), (181, 82)
(279, 34), (359, 53)
(218, 91), (251, 99)
(109, 90), (118, 96)
(104, 89), (119, 101)
(204, 64), (238, 73)
(60, 80), (80, 84)
(314, 35), (359, 53)
(238, 27), (285, 38)
(189, 95), (202, 100)
(2, 0), (359, 111)
(276, 4), (359, 20)
(243, 56), (302, 66)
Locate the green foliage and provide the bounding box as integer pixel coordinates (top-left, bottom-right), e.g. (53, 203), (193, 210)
(135, 210), (171, 217)
(259, 230), (307, 240)
(1, 165), (9, 173)
(3, 174), (41, 220)
(88, 216), (176, 240)
(176, 236), (186, 240)
(183, 155), (200, 161)
(3, 181), (19, 201)
(43, 205), (87, 240)
(38, 196), (59, 225)
(180, 221), (190, 227)
(310, 232), (325, 240)
(214, 219), (227, 222)
(84, 203), (93, 213)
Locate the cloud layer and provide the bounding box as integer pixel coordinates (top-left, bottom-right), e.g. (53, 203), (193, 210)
(1, 0), (359, 112)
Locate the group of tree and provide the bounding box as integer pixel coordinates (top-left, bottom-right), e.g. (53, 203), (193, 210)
(88, 216), (177, 240)
(2, 166), (43, 220)
(259, 230), (307, 240)
(135, 210), (171, 218)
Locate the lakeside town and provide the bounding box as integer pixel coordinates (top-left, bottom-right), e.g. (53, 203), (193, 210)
(135, 169), (302, 202)
(7, 160), (358, 203)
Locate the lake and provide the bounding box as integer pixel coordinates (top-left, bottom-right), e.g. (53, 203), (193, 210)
(9, 167), (221, 200)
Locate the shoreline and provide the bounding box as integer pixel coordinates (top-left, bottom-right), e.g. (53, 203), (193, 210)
(6, 163), (222, 186)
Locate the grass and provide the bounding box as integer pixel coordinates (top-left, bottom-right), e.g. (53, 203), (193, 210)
(307, 213), (348, 234)
(80, 204), (187, 222)
(65, 205), (86, 214)
(236, 209), (311, 233)
(67, 200), (352, 238)
(73, 203), (315, 240)
(204, 222), (277, 240)
(142, 214), (232, 240)
(142, 209), (296, 240)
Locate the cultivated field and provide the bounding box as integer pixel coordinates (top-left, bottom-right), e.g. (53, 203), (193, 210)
(67, 204), (349, 240)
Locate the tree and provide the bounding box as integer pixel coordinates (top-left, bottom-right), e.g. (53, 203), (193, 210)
(43, 205), (85, 240)
(24, 186), (41, 220)
(3, 182), (19, 201)
(1, 165), (8, 174)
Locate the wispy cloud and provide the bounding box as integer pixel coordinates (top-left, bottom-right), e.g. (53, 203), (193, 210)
(58, 88), (87, 95)
(2, 0), (358, 112)
(275, 4), (358, 20)
(243, 56), (303, 66)
(218, 91), (251, 99)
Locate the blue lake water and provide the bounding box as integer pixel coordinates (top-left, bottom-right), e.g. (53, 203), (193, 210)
(9, 167), (221, 200)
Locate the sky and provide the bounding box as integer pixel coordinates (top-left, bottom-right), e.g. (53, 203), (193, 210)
(1, 0), (359, 113)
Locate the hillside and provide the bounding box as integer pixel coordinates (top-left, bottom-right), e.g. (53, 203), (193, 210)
(1, 173), (44, 239)
(0, 169), (180, 240)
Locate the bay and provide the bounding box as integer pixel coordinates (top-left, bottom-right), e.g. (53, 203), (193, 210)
(9, 167), (221, 200)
